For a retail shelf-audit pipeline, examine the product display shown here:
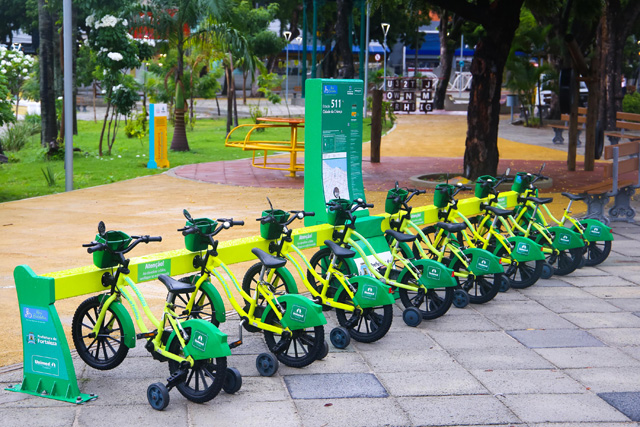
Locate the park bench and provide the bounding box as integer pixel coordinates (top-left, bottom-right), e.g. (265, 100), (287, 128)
(549, 107), (587, 145)
(574, 139), (640, 223)
(604, 111), (640, 144)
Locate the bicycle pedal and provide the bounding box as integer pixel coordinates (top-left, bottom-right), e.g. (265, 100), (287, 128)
(137, 332), (156, 340)
(166, 369), (188, 388)
(229, 339), (242, 349)
(271, 335), (291, 354)
(344, 315), (360, 329)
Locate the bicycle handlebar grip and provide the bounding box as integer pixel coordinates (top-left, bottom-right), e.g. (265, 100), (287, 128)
(148, 236), (162, 242)
(233, 220), (245, 226)
(82, 241), (97, 248)
(364, 203), (374, 208)
(87, 244), (105, 254)
(304, 211), (315, 217)
(182, 227), (197, 236)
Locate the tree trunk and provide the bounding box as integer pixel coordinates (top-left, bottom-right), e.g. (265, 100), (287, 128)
(225, 66), (233, 135)
(170, 42), (190, 151)
(434, 12), (453, 109)
(336, 0), (355, 78)
(38, 0), (57, 151)
(463, 3), (524, 179)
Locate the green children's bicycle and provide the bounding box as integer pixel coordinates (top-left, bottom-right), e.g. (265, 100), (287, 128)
(72, 222), (238, 411)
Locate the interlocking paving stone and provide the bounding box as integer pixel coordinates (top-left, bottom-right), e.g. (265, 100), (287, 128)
(507, 329), (605, 348)
(634, 311), (640, 318)
(471, 369), (585, 395)
(294, 397), (411, 427)
(529, 297), (621, 313)
(588, 328), (640, 347)
(449, 347), (554, 370)
(284, 373), (388, 399)
(560, 312), (640, 329)
(598, 392), (640, 421)
(565, 367), (640, 392)
(191, 400), (302, 427)
(377, 368), (488, 396)
(535, 347), (640, 369)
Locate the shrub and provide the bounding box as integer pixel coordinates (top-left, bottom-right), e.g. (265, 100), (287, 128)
(622, 92), (640, 114)
(0, 120), (37, 151)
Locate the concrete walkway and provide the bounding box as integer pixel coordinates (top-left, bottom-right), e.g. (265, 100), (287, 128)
(1, 108), (640, 426)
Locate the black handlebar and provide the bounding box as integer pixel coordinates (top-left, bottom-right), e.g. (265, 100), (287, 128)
(83, 234), (161, 255)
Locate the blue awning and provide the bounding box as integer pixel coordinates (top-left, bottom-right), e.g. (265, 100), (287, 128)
(405, 33), (474, 57)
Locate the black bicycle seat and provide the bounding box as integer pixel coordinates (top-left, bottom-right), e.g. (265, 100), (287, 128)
(483, 205), (514, 217)
(324, 240), (356, 259)
(384, 229), (417, 243)
(561, 192), (586, 201)
(521, 196), (553, 205)
(158, 274), (196, 294)
(436, 222), (467, 233)
(252, 248), (287, 269)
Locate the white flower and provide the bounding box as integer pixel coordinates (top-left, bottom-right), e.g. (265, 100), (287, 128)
(103, 69), (107, 76)
(122, 19), (128, 26)
(57, 96), (62, 100)
(96, 15), (119, 28)
(85, 15), (95, 27)
(117, 155), (122, 158)
(22, 68), (28, 73)
(107, 52), (123, 61)
(0, 69), (5, 74)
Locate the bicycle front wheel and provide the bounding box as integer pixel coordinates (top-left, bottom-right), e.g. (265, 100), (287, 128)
(451, 260), (503, 304)
(335, 286), (393, 343)
(495, 246), (543, 289)
(263, 304), (324, 368)
(72, 295), (129, 370)
(168, 328), (227, 403)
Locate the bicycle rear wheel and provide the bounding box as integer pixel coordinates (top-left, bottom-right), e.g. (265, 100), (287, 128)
(263, 303), (324, 368)
(584, 240), (612, 266)
(451, 260), (503, 304)
(72, 295), (129, 370)
(168, 328), (227, 403)
(398, 264), (453, 320)
(495, 247), (543, 289)
(335, 286), (393, 343)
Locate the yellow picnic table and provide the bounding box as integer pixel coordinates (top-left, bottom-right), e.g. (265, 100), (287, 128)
(224, 117), (305, 177)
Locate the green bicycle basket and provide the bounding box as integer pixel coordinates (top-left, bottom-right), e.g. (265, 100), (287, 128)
(260, 209), (288, 240)
(475, 175), (495, 199)
(433, 184), (455, 208)
(184, 217), (217, 252)
(511, 172), (532, 194)
(327, 198), (352, 226)
(385, 188), (408, 215)
(93, 230), (132, 269)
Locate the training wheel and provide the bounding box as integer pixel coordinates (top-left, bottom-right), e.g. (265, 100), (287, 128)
(223, 367), (242, 394)
(499, 276), (511, 292)
(256, 353), (279, 377)
(316, 340), (329, 360)
(147, 382), (170, 411)
(452, 289), (470, 308)
(330, 326), (351, 349)
(541, 262), (554, 279)
(402, 307), (423, 327)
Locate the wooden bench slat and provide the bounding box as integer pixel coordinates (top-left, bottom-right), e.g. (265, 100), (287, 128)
(615, 120), (640, 132)
(604, 140), (640, 159)
(577, 179), (635, 194)
(603, 157), (639, 177)
(560, 114), (587, 123)
(616, 112), (640, 122)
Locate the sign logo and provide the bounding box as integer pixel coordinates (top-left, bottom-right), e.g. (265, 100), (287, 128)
(294, 232), (317, 250)
(477, 257), (490, 272)
(138, 259), (172, 282)
(192, 331), (208, 352)
(22, 306), (49, 323)
(32, 355), (60, 376)
(559, 234), (570, 244)
(427, 266), (441, 281)
(590, 226), (601, 236)
(290, 305), (307, 322)
(323, 85), (338, 95)
(516, 242), (530, 255)
(411, 211), (425, 225)
(362, 285), (377, 300)
(27, 333), (36, 344)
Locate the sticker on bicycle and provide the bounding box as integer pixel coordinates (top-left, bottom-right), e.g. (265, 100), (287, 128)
(476, 257), (491, 272)
(137, 259), (172, 282)
(353, 252), (393, 277)
(290, 305), (307, 323)
(192, 331), (208, 352)
(590, 226), (601, 236)
(559, 234), (570, 244)
(294, 232), (317, 250)
(427, 266), (442, 281)
(516, 242), (530, 256)
(362, 284), (377, 300)
(497, 196), (508, 209)
(32, 355), (60, 377)
(22, 306), (49, 323)
(410, 211), (425, 225)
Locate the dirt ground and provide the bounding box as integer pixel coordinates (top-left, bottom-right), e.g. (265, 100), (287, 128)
(0, 114), (580, 367)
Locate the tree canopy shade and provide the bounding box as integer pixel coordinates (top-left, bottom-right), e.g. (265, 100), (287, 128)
(426, 0), (525, 179)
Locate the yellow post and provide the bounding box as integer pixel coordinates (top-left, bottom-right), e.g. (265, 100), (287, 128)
(153, 104), (170, 169)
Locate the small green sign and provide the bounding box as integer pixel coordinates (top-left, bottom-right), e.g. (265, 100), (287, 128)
(138, 259), (171, 282)
(290, 304), (307, 322)
(427, 266), (441, 280)
(516, 242), (530, 255)
(476, 257), (490, 272)
(294, 232), (317, 250)
(192, 331), (208, 352)
(559, 234), (570, 244)
(497, 196), (508, 209)
(361, 284), (377, 300)
(411, 211), (425, 225)
(32, 355), (60, 376)
(590, 225), (601, 236)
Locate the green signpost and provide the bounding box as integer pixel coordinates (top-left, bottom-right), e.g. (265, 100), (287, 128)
(304, 79), (366, 225)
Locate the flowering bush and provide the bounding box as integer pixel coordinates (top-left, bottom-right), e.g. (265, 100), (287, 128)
(0, 45), (36, 103)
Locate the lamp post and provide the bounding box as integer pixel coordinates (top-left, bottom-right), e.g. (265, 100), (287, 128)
(381, 23), (390, 91)
(283, 31), (292, 104)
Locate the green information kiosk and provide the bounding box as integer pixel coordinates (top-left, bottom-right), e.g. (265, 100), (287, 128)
(304, 79), (366, 226)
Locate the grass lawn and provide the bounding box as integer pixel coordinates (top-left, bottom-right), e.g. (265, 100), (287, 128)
(0, 117), (385, 202)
